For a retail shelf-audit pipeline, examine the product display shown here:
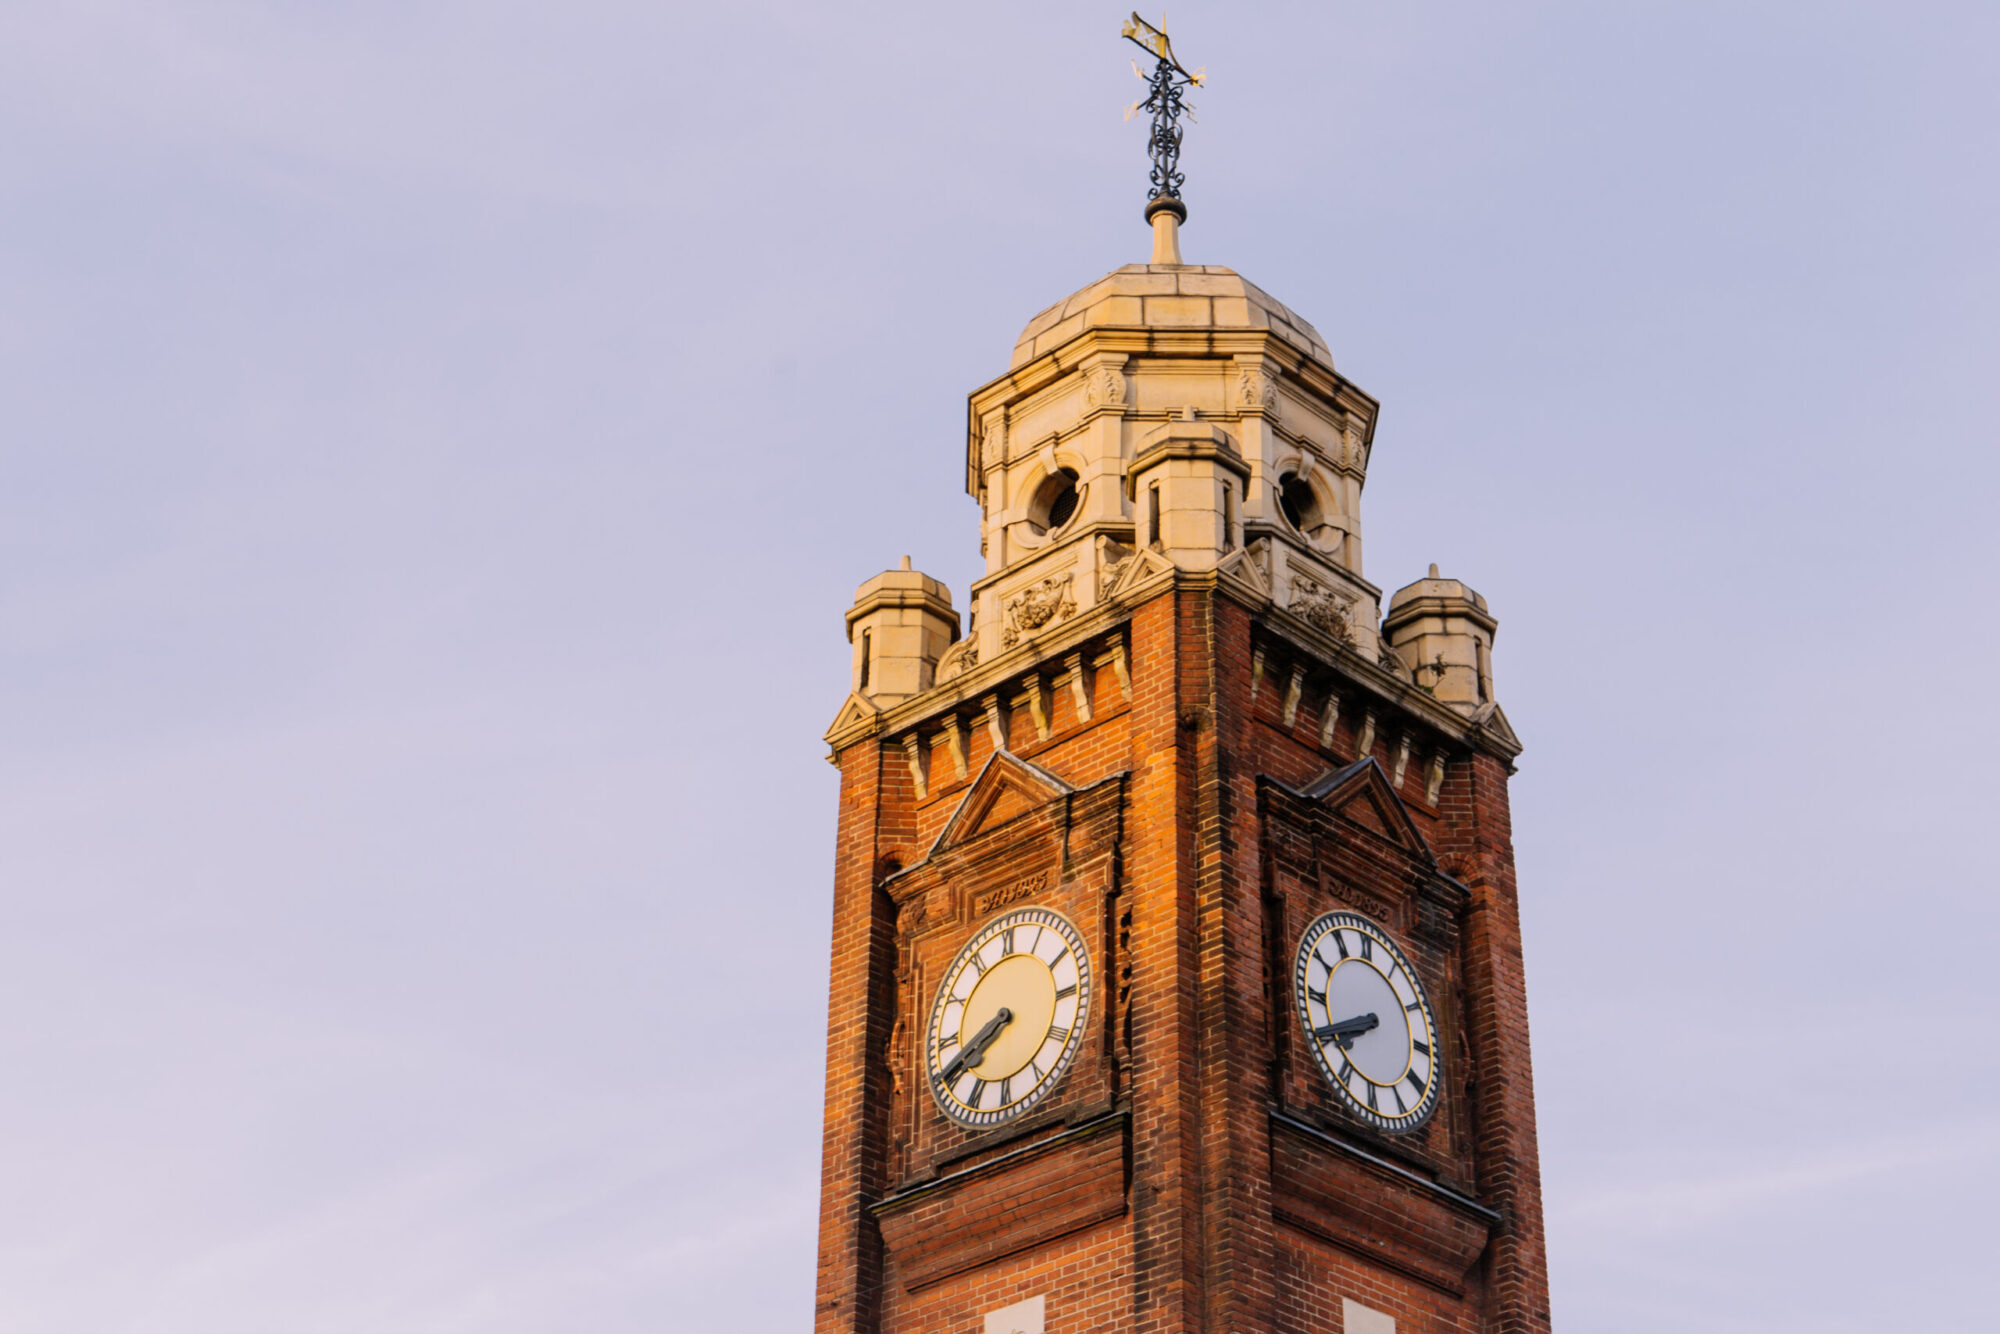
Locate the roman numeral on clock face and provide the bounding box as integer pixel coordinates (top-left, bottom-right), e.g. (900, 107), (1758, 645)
(966, 1080), (988, 1109)
(1332, 932), (1350, 959)
(1056, 984), (1076, 1000)
(1358, 934), (1372, 961)
(1048, 1025), (1070, 1043)
(1002, 926), (1016, 955)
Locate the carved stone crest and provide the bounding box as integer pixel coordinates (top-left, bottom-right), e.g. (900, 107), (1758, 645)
(1001, 573), (1076, 647)
(1290, 573), (1356, 646)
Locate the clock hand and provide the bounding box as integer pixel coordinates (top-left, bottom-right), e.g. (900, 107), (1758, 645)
(941, 1007), (1014, 1084)
(1313, 1012), (1379, 1051)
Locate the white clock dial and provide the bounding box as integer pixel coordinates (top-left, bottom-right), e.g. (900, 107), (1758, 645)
(925, 906), (1091, 1130)
(1294, 911), (1441, 1133)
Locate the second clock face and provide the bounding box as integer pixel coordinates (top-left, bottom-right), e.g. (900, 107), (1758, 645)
(925, 906), (1090, 1130)
(1294, 910), (1441, 1133)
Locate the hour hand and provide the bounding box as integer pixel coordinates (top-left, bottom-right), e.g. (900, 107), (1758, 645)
(1314, 1012), (1379, 1051)
(942, 1007), (1014, 1083)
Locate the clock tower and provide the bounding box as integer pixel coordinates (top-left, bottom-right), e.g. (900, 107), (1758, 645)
(814, 46), (1551, 1331)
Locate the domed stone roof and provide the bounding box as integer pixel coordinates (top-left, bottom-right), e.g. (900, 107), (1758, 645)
(1009, 263), (1333, 371)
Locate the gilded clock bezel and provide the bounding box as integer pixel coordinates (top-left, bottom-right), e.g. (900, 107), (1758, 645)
(1293, 910), (1441, 1134)
(924, 906), (1092, 1130)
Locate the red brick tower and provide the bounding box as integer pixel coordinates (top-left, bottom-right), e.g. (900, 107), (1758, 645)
(814, 230), (1552, 1333)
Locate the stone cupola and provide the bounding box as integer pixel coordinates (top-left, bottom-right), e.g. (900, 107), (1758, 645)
(952, 260), (1386, 675)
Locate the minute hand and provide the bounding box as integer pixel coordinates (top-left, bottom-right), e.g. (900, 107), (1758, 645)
(1313, 1012), (1379, 1051)
(942, 1008), (1014, 1083)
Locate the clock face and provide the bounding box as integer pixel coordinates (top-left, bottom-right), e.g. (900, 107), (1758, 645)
(1294, 910), (1441, 1133)
(925, 906), (1091, 1130)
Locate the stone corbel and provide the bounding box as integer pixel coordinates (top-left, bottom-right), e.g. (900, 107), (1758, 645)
(901, 733), (928, 800)
(1426, 750), (1448, 805)
(1023, 676), (1052, 742)
(1250, 647), (1267, 702)
(1107, 640), (1132, 701)
(1282, 667), (1305, 729)
(943, 714), (969, 782)
(1391, 732), (1413, 788)
(983, 693), (1010, 753)
(1318, 690), (1341, 750)
(1356, 711), (1377, 761)
(1064, 652), (1094, 724)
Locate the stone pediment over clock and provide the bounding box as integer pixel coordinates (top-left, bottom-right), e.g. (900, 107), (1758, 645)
(925, 750), (1076, 859)
(1259, 758), (1478, 1188)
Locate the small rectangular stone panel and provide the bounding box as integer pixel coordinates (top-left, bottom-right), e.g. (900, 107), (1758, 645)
(984, 1294), (1045, 1334)
(1343, 1296), (1396, 1333)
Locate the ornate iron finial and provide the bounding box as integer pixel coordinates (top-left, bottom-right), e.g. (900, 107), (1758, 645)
(1122, 13), (1205, 225)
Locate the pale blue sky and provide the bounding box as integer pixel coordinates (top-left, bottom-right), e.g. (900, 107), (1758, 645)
(2, 3), (1995, 1331)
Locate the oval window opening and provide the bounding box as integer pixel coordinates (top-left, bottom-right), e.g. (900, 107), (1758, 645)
(1278, 473), (1320, 534)
(1030, 468), (1081, 535)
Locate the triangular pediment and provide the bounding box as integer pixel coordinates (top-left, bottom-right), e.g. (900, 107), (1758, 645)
(1215, 545), (1271, 602)
(1298, 757), (1432, 861)
(1472, 701), (1522, 753)
(823, 691), (881, 743)
(931, 750), (1074, 854)
(1108, 547), (1175, 599)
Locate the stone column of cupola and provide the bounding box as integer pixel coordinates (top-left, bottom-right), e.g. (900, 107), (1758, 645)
(1229, 352), (1284, 534)
(1125, 411), (1251, 571)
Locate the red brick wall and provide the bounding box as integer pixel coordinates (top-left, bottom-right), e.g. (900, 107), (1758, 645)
(814, 579), (1552, 1333)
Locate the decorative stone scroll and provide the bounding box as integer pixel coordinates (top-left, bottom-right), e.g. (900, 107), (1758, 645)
(1083, 364), (1127, 409)
(1096, 538), (1134, 600)
(935, 636), (979, 683)
(1236, 363), (1280, 419)
(1338, 417), (1367, 471)
(1001, 574), (1076, 648)
(980, 412), (1007, 471)
(1290, 574), (1357, 647)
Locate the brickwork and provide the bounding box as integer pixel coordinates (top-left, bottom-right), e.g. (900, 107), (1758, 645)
(816, 578), (1551, 1333)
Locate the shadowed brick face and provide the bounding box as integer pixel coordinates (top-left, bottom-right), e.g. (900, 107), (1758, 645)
(815, 579), (1551, 1333)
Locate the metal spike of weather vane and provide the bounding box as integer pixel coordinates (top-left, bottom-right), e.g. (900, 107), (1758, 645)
(1122, 13), (1206, 223)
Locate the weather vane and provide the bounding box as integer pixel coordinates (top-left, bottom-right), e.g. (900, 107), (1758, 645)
(1122, 13), (1205, 236)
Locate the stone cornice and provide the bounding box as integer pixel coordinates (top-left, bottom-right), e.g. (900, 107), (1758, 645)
(824, 568), (1523, 766)
(964, 327), (1381, 498)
